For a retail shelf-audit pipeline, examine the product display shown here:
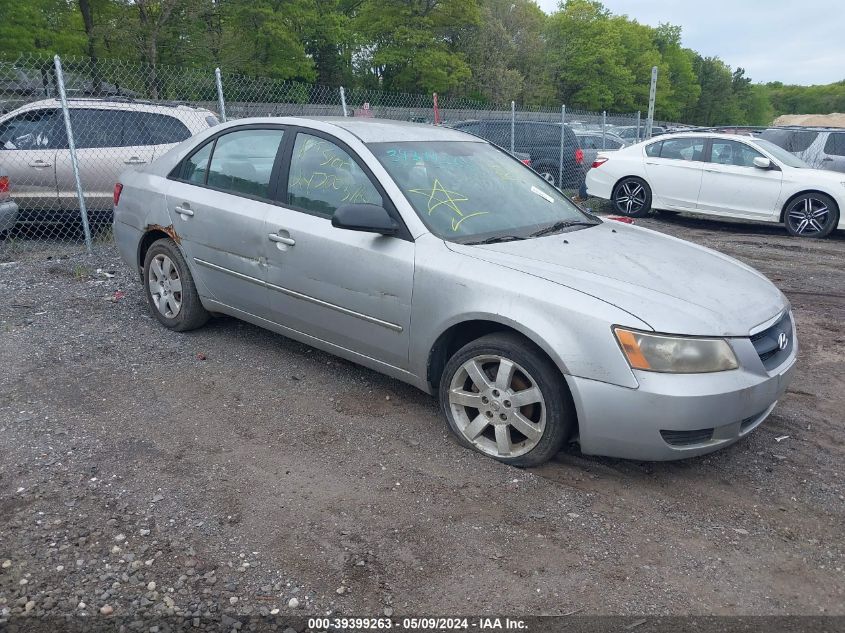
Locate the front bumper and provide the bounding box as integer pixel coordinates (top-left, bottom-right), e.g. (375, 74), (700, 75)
(569, 334), (797, 461)
(0, 199), (18, 232)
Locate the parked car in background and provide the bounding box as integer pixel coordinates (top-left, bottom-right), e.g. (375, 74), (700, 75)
(450, 119), (584, 188)
(0, 167), (18, 238)
(612, 125), (665, 142)
(760, 127), (845, 173)
(586, 132), (845, 238)
(0, 98), (218, 224)
(575, 131), (626, 169)
(115, 117), (795, 466)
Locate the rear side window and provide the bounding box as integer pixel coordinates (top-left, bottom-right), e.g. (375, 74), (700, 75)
(824, 132), (845, 157)
(206, 129), (285, 198)
(70, 109), (123, 148)
(287, 133), (381, 217)
(761, 129), (818, 152)
(137, 112), (191, 145)
(659, 137), (705, 161)
(644, 141), (662, 157)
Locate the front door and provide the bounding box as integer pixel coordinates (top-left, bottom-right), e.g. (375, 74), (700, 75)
(697, 139), (783, 219)
(263, 130), (414, 369)
(643, 136), (706, 209)
(165, 126), (286, 318)
(0, 107), (64, 212)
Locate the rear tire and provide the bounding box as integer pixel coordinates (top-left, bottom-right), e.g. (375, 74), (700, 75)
(142, 237), (209, 332)
(439, 332), (574, 467)
(612, 177), (652, 217)
(783, 193), (839, 238)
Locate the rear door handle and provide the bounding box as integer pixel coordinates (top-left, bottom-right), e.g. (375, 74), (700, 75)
(822, 157), (833, 162)
(268, 233), (295, 246)
(29, 160), (51, 168)
(124, 157), (147, 165)
(704, 168), (719, 172)
(174, 204), (194, 217)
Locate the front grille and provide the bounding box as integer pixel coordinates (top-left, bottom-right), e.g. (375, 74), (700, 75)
(660, 428), (714, 446)
(750, 312), (793, 371)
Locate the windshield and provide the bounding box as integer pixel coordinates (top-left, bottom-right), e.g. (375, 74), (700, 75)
(754, 138), (809, 168)
(369, 141), (597, 242)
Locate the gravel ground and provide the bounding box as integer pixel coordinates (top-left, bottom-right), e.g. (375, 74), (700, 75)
(1, 213), (844, 628)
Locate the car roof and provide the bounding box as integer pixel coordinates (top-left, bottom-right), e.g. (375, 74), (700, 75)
(234, 117), (486, 143)
(644, 131), (762, 142)
(8, 98), (213, 113)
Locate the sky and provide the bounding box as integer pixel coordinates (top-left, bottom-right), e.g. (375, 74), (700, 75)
(535, 0), (845, 86)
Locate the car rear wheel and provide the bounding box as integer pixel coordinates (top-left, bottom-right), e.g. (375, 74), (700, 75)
(439, 333), (574, 467)
(612, 177), (652, 217)
(143, 237), (209, 332)
(784, 193), (839, 238)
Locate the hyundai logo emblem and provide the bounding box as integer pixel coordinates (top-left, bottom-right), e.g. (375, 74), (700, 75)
(777, 332), (788, 351)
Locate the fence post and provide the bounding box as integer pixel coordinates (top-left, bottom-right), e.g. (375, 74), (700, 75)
(558, 104), (566, 188)
(339, 86), (348, 117)
(510, 101), (515, 154)
(636, 110), (641, 142)
(601, 110), (607, 150)
(645, 65), (658, 139)
(54, 55), (92, 255)
(214, 68), (227, 122)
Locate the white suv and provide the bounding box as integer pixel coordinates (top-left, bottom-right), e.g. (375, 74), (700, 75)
(0, 99), (218, 220)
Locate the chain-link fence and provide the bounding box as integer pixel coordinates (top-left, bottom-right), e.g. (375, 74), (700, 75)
(0, 52), (656, 257)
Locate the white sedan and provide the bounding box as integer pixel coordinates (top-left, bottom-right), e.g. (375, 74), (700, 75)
(585, 132), (845, 238)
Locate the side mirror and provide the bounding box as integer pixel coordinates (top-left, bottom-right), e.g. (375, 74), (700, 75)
(753, 156), (772, 169)
(332, 203), (398, 236)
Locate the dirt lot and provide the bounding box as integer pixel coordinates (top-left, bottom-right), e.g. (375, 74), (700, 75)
(1, 213), (844, 625)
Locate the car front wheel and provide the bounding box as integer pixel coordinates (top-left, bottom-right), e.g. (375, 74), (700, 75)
(612, 177), (652, 217)
(143, 237), (209, 331)
(439, 333), (574, 467)
(784, 193), (839, 238)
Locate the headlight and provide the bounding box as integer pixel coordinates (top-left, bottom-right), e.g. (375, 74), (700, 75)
(613, 327), (738, 373)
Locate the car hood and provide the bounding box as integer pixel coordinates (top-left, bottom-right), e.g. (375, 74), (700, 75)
(447, 222), (787, 336)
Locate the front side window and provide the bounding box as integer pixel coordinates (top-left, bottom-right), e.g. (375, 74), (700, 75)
(207, 128), (284, 198)
(371, 140), (597, 242)
(0, 109), (67, 150)
(287, 133), (381, 216)
(710, 139), (764, 167)
(659, 137), (705, 161)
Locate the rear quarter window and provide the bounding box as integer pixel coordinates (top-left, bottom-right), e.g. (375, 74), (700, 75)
(644, 141), (662, 157)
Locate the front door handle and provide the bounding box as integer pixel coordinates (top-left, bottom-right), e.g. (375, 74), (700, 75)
(174, 204), (194, 217)
(704, 168), (719, 172)
(822, 157), (833, 162)
(268, 233), (295, 246)
(124, 157), (147, 165)
(29, 160), (51, 168)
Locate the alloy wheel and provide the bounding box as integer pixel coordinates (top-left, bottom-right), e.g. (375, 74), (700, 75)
(787, 197), (830, 236)
(148, 254), (183, 318)
(615, 180), (647, 214)
(448, 354), (546, 459)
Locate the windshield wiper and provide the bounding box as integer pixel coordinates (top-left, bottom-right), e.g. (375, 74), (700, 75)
(467, 235), (526, 245)
(529, 220), (596, 238)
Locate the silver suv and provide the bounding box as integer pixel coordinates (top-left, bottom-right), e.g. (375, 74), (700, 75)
(760, 127), (845, 173)
(0, 98), (218, 220)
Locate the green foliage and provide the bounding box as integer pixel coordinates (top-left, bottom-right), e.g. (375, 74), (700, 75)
(0, 0), (841, 124)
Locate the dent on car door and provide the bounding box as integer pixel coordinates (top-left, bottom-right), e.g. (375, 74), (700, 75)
(0, 108), (63, 212)
(263, 131), (414, 369)
(643, 137), (706, 209)
(697, 139), (782, 218)
(166, 127), (286, 318)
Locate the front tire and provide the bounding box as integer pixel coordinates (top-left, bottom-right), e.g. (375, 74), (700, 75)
(143, 237), (209, 331)
(439, 333), (575, 467)
(784, 193), (839, 238)
(612, 177), (652, 217)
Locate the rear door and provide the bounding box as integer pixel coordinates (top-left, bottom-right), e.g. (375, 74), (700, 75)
(165, 126), (286, 318)
(0, 107), (64, 211)
(643, 136), (706, 209)
(696, 138), (782, 219)
(821, 132), (845, 172)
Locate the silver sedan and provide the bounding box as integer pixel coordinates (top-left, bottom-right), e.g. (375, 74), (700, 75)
(113, 118), (797, 466)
